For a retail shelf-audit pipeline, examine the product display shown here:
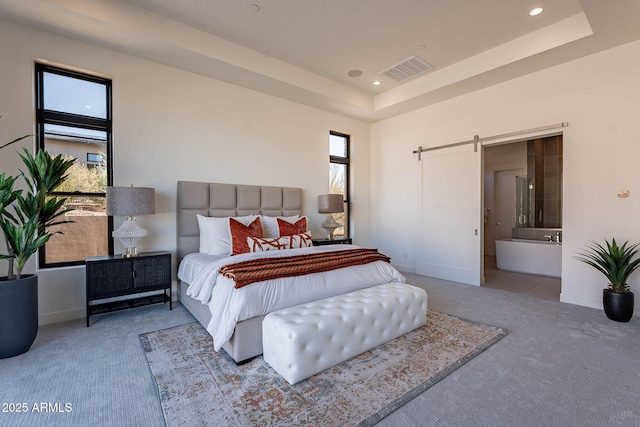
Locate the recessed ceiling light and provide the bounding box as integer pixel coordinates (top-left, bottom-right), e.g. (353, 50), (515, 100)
(529, 7), (544, 16)
(250, 4), (260, 12)
(373, 81), (381, 86)
(347, 69), (363, 78)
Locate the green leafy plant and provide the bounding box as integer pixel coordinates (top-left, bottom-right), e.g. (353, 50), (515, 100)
(0, 123), (76, 279)
(575, 238), (640, 294)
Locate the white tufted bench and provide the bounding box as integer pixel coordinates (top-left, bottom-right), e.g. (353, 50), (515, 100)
(262, 282), (428, 385)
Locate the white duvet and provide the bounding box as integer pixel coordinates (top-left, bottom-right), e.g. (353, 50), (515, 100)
(178, 245), (406, 351)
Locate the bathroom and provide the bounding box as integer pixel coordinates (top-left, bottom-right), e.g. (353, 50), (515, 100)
(483, 135), (562, 299)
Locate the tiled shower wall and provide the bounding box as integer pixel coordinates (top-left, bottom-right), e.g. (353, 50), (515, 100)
(527, 135), (563, 228)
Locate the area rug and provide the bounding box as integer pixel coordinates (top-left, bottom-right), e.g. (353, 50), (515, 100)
(140, 311), (507, 427)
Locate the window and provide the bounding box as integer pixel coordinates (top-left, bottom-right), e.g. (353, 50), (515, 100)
(329, 131), (350, 238)
(35, 63), (113, 268)
(87, 153), (103, 163)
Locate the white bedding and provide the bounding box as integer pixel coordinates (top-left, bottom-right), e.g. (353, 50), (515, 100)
(177, 245), (406, 351)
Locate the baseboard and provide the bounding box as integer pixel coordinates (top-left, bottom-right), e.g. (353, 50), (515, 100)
(39, 307), (85, 326)
(560, 293), (601, 310)
(391, 263), (415, 274)
(39, 289), (178, 326)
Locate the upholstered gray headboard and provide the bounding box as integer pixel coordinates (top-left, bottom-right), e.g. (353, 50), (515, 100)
(176, 181), (302, 262)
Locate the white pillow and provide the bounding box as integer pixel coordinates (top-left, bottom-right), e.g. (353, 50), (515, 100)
(197, 214), (257, 255)
(260, 215), (299, 238)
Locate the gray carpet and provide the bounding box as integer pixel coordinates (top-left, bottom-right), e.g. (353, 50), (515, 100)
(1, 275), (640, 426)
(0, 302), (193, 427)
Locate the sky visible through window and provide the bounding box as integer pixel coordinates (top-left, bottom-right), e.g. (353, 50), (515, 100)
(44, 72), (106, 117)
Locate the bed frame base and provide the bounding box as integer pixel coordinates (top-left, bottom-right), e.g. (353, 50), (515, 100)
(178, 280), (265, 363)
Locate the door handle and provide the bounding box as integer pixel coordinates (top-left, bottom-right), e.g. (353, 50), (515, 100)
(495, 222), (501, 225)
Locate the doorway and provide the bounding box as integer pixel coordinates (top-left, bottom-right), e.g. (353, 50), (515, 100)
(415, 129), (563, 298)
(482, 136), (562, 300)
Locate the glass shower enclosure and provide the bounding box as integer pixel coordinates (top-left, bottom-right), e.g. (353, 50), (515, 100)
(515, 176), (534, 228)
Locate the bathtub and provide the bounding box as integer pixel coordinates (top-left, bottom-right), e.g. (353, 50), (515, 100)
(495, 238), (561, 278)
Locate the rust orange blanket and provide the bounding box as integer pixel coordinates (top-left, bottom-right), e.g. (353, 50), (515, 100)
(220, 248), (391, 288)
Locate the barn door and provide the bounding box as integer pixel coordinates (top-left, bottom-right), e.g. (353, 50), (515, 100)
(417, 144), (482, 285)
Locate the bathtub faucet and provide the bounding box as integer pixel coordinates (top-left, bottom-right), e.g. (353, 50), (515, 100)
(543, 235), (553, 242)
(555, 231), (562, 243)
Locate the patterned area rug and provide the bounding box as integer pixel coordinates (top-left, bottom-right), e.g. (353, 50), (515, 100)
(140, 311), (507, 426)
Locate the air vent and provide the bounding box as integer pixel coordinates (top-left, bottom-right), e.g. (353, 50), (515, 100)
(380, 55), (433, 82)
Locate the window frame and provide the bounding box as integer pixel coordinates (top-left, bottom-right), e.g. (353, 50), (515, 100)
(34, 62), (114, 269)
(329, 131), (350, 238)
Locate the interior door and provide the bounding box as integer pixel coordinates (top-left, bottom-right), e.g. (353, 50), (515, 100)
(494, 169), (522, 242)
(417, 144), (482, 286)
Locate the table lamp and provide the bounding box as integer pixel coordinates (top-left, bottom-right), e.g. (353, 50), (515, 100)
(317, 194), (344, 240)
(106, 185), (155, 257)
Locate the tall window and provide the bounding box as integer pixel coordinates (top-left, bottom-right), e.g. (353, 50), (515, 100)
(35, 63), (113, 268)
(329, 131), (350, 238)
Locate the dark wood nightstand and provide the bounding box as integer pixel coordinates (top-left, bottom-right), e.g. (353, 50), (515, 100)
(85, 251), (172, 326)
(312, 238), (353, 246)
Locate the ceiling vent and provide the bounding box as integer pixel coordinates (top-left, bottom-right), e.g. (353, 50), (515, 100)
(380, 55), (433, 82)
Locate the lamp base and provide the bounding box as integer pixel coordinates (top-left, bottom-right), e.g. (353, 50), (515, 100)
(121, 247), (140, 258)
(113, 216), (147, 257)
(321, 214), (339, 240)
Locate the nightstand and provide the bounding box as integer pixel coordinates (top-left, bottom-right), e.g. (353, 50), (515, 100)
(85, 251), (172, 326)
(312, 238), (353, 246)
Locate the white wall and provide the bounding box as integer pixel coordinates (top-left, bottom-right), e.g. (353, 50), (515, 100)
(0, 18), (371, 324)
(371, 38), (640, 311)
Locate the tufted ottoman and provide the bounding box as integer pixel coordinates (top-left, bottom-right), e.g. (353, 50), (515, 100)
(262, 282), (428, 385)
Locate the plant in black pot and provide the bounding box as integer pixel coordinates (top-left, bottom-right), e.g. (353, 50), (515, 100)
(0, 128), (75, 358)
(575, 238), (640, 322)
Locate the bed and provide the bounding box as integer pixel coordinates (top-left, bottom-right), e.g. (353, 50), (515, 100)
(176, 180), (405, 363)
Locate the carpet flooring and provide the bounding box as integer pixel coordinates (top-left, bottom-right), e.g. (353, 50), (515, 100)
(2, 273), (640, 426)
(140, 311), (506, 426)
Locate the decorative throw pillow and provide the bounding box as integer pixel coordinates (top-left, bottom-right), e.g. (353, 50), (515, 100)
(289, 231), (313, 249)
(229, 216), (263, 255)
(247, 235), (291, 252)
(197, 214), (258, 255)
(277, 216), (307, 236)
(260, 215), (299, 238)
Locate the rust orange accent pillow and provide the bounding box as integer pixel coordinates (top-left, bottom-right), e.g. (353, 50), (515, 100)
(277, 216), (307, 236)
(229, 217), (263, 255)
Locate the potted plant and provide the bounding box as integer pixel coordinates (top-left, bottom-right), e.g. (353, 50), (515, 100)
(575, 238), (640, 322)
(0, 128), (75, 358)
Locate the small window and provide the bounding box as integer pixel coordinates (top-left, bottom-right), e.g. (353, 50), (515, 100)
(329, 131), (350, 238)
(35, 63), (113, 268)
(87, 153), (103, 163)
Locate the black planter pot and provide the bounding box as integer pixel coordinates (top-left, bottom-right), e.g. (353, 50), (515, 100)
(0, 275), (38, 359)
(603, 288), (634, 322)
